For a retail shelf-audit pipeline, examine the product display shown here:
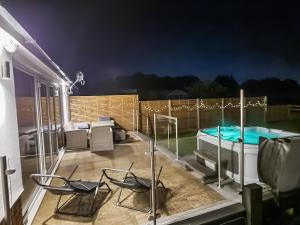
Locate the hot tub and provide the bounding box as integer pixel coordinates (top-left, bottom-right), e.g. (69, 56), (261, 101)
(197, 126), (299, 184)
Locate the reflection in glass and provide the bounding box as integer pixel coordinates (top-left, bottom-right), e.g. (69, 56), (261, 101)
(49, 87), (58, 164)
(54, 88), (63, 148)
(40, 84), (52, 173)
(14, 69), (39, 208)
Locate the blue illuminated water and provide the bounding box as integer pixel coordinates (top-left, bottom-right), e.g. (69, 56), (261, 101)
(201, 126), (293, 145)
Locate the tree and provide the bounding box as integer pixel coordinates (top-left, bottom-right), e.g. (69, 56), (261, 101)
(241, 77), (300, 104)
(185, 80), (227, 98)
(213, 75), (239, 97)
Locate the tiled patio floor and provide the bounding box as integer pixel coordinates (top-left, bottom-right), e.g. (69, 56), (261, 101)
(32, 138), (224, 225)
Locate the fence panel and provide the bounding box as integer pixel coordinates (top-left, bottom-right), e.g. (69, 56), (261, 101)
(70, 95), (138, 130)
(16, 95), (273, 134)
(69, 95), (270, 133)
(139, 96), (266, 135)
(267, 105), (289, 122)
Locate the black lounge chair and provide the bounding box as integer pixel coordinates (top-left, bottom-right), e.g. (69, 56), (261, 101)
(102, 163), (166, 213)
(30, 165), (111, 217)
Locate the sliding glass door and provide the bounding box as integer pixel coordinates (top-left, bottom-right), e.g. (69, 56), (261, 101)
(40, 84), (63, 173)
(14, 68), (64, 212)
(14, 69), (40, 209)
(40, 84), (53, 173)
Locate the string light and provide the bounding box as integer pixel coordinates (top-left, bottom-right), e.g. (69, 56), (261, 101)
(70, 97), (266, 113)
(140, 100), (267, 113)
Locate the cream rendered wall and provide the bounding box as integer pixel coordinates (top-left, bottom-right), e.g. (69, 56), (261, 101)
(0, 43), (23, 221)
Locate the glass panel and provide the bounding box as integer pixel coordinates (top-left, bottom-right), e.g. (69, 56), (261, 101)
(49, 87), (58, 164)
(14, 69), (40, 207)
(54, 88), (63, 148)
(40, 84), (52, 172)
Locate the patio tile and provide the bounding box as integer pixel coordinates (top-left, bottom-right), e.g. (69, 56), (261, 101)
(32, 139), (224, 225)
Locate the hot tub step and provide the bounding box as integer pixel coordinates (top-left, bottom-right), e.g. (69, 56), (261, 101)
(184, 158), (218, 184)
(194, 151), (217, 164)
(193, 150), (227, 170)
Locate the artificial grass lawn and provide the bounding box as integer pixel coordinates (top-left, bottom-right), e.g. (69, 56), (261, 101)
(157, 131), (197, 157)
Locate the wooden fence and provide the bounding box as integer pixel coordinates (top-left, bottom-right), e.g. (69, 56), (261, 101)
(138, 96), (267, 135)
(267, 105), (290, 122)
(69, 95), (139, 130)
(15, 95), (296, 135)
(69, 95), (298, 134)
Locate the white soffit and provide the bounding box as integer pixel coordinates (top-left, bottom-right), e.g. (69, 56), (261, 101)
(0, 5), (67, 84)
(0, 27), (63, 83)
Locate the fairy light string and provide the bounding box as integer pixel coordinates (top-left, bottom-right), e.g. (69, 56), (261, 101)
(140, 99), (266, 113)
(70, 97), (266, 113)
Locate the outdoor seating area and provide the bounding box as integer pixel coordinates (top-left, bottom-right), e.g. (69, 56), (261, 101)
(32, 135), (225, 225)
(64, 118), (126, 151)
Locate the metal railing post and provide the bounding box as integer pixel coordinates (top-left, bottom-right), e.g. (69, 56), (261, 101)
(221, 98), (224, 126)
(154, 114), (157, 146)
(175, 118), (179, 160)
(0, 156), (15, 225)
(168, 99), (172, 135)
(136, 109), (139, 134)
(168, 99), (172, 118)
(167, 124), (170, 149)
(149, 140), (157, 224)
(264, 96), (268, 123)
(132, 108), (135, 131)
(196, 98), (200, 129)
(217, 126), (222, 188)
(240, 89), (245, 193)
(146, 114), (149, 135)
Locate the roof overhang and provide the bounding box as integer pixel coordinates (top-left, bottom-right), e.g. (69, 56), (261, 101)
(0, 4), (71, 85)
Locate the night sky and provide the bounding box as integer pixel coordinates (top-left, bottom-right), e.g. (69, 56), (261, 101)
(2, 0), (300, 83)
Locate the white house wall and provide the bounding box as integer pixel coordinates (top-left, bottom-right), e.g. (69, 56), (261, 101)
(0, 16), (70, 222)
(0, 39), (23, 222)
